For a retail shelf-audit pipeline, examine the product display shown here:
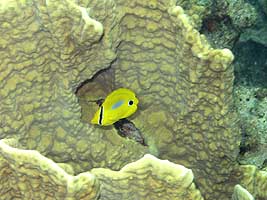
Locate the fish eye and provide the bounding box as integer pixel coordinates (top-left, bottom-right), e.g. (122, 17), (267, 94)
(128, 100), (134, 106)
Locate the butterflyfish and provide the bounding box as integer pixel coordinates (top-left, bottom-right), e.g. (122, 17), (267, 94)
(91, 88), (139, 126)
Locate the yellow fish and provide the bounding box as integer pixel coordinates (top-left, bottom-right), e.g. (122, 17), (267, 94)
(91, 88), (139, 126)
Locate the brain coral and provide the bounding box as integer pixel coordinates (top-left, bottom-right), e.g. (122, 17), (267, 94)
(0, 0), (241, 199)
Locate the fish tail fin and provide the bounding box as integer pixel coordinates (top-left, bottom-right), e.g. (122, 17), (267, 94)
(91, 110), (100, 125)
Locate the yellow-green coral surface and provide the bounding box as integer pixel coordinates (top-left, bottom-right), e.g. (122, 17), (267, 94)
(0, 0), (241, 199)
(236, 165), (267, 200)
(91, 153), (204, 200)
(0, 0), (147, 173)
(0, 139), (99, 200)
(0, 139), (204, 200)
(232, 185), (254, 200)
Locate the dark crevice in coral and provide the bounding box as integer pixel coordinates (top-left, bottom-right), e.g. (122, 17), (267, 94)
(200, 13), (240, 49)
(238, 127), (256, 156)
(75, 67), (112, 95)
(75, 61), (117, 125)
(262, 159), (267, 168)
(75, 54), (118, 95)
(200, 15), (231, 34)
(233, 41), (267, 87)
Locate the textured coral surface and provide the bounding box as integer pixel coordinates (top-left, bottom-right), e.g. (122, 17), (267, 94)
(80, 1), (240, 199)
(0, 139), (204, 200)
(200, 0), (257, 49)
(232, 184), (254, 200)
(91, 154), (204, 200)
(0, 0), (242, 199)
(0, 0), (147, 173)
(234, 86), (267, 168)
(0, 139), (100, 200)
(236, 165), (267, 200)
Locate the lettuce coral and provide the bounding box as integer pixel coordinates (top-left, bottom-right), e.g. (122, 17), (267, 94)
(0, 0), (245, 199)
(0, 139), (100, 199)
(236, 165), (267, 199)
(91, 154), (204, 200)
(232, 185), (254, 200)
(0, 139), (204, 200)
(0, 0), (147, 173)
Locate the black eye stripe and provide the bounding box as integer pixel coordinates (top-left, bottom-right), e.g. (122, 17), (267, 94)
(99, 106), (103, 125)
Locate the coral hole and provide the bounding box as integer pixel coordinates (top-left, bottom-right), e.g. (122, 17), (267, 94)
(75, 68), (115, 123)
